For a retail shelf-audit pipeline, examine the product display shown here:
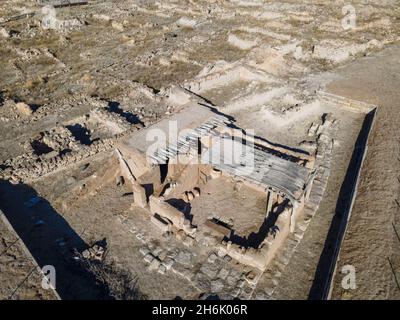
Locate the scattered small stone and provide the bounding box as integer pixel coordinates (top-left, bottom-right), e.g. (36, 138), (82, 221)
(158, 250), (168, 261)
(234, 181), (244, 191)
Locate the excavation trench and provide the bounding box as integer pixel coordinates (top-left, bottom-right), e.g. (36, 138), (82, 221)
(308, 107), (377, 300)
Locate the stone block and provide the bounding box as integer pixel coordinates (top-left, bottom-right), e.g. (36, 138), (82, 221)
(162, 257), (175, 270)
(151, 214), (170, 233)
(210, 279), (224, 293)
(144, 253), (155, 264)
(218, 268), (229, 280)
(148, 258), (161, 271)
(158, 264), (166, 274)
(139, 247), (150, 256)
(15, 102), (33, 116)
(207, 253), (218, 263)
(133, 182), (147, 208)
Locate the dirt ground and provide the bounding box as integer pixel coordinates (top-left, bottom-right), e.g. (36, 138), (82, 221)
(1, 0), (400, 299)
(325, 45), (400, 300)
(190, 176), (268, 236)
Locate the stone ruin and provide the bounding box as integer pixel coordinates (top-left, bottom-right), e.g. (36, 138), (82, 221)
(114, 93), (317, 272)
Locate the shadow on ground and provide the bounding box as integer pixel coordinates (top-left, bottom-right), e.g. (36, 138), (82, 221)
(0, 180), (113, 299)
(308, 108), (376, 300)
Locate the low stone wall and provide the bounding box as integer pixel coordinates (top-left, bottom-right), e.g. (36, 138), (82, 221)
(219, 208), (291, 271)
(149, 196), (196, 235)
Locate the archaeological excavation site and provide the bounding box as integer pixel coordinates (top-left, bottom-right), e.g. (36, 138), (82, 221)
(0, 0), (399, 302)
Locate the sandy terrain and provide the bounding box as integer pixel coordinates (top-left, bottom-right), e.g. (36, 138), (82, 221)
(325, 45), (400, 300)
